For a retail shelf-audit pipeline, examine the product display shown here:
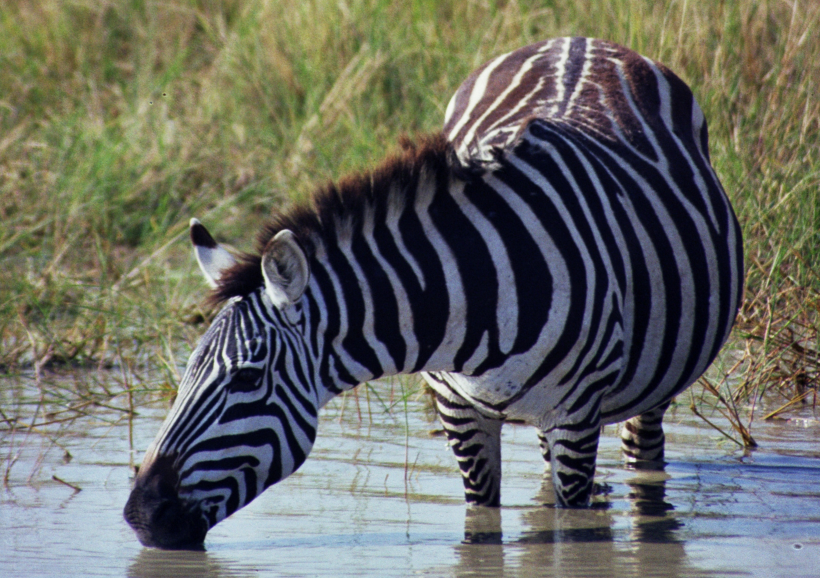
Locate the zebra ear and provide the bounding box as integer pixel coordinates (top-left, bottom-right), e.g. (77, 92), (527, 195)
(190, 218), (237, 288)
(261, 230), (310, 308)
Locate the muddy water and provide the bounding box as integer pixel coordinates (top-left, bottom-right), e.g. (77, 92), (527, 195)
(1, 375), (819, 578)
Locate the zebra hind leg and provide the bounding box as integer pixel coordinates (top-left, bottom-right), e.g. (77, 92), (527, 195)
(539, 420), (602, 508)
(434, 391), (503, 507)
(620, 402), (671, 466)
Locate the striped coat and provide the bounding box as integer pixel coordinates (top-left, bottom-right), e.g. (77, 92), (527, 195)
(124, 37), (743, 549)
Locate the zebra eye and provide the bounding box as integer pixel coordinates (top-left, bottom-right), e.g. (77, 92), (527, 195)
(228, 367), (264, 393)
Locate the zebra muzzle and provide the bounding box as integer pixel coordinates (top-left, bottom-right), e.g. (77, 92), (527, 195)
(123, 455), (208, 550)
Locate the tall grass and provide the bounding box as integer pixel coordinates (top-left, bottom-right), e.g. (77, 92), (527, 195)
(1, 0), (818, 432)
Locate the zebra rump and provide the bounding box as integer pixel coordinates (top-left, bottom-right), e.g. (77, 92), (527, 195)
(125, 37), (743, 549)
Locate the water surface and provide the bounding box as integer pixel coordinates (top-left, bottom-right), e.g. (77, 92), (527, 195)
(1, 375), (818, 577)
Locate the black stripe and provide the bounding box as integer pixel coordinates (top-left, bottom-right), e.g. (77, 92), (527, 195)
(180, 455), (259, 483)
(188, 476), (240, 518)
(324, 240), (383, 378)
(429, 188), (500, 372)
(166, 385), (227, 455)
(550, 126), (686, 416)
(310, 261), (356, 391)
(556, 37), (587, 117)
(493, 143), (588, 394)
(275, 384), (317, 446)
(551, 127), (652, 401)
(351, 231), (406, 371)
(464, 178), (552, 366)
(396, 192), (450, 371)
(276, 331), (312, 396)
(522, 123), (616, 389)
(180, 428), (277, 476)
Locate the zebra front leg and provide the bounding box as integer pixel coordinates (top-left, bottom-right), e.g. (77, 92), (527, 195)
(434, 391), (503, 507)
(539, 420), (602, 508)
(620, 402), (670, 465)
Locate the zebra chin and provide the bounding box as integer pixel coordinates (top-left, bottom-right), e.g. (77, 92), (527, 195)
(123, 455), (209, 550)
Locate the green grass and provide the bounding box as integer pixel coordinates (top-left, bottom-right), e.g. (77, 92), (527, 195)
(1, 0), (818, 433)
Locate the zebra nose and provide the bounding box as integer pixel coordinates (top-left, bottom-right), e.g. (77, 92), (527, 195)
(123, 455), (208, 550)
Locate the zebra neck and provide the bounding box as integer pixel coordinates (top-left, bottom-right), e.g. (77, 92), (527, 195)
(301, 139), (479, 399)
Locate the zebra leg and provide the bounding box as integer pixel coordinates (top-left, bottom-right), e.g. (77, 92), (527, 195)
(434, 391), (503, 507)
(620, 402), (670, 465)
(539, 415), (602, 507)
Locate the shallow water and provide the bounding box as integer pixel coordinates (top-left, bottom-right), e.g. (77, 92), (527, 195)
(1, 375), (819, 578)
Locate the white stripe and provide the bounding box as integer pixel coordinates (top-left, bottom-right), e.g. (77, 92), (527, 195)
(337, 223), (395, 375)
(413, 175), (467, 371)
(362, 209), (420, 374)
(457, 41), (561, 159)
(448, 179), (518, 355)
(548, 38), (573, 117)
(445, 52), (510, 142)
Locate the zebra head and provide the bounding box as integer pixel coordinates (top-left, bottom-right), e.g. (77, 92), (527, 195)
(124, 220), (318, 549)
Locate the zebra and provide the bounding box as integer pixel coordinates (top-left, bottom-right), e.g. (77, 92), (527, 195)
(124, 37), (743, 549)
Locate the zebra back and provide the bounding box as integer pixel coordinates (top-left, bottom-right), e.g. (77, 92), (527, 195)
(445, 37), (711, 170)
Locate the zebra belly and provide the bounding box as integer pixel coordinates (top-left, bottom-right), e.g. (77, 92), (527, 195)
(424, 284), (728, 431)
(426, 346), (701, 432)
(424, 319), (629, 428)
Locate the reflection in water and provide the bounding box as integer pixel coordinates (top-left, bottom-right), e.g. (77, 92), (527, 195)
(459, 508), (506, 576)
(454, 467), (696, 578)
(128, 549), (229, 578)
(622, 468), (688, 578)
(463, 507), (504, 545)
(127, 545), (306, 578)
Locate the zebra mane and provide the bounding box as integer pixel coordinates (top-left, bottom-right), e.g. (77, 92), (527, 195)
(207, 131), (472, 306)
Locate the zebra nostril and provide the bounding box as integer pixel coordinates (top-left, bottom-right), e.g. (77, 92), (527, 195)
(124, 455), (208, 549)
(125, 485), (208, 549)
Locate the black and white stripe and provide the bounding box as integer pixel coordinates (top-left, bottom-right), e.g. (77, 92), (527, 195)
(125, 37), (743, 548)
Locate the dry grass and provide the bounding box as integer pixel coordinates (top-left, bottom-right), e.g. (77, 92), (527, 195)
(1, 0), (818, 441)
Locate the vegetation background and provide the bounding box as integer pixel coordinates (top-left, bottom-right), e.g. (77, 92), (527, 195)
(1, 0), (818, 443)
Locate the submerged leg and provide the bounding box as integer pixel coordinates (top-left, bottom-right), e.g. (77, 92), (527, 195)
(540, 424), (601, 507)
(433, 390), (503, 507)
(538, 398), (603, 508)
(620, 402), (670, 464)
